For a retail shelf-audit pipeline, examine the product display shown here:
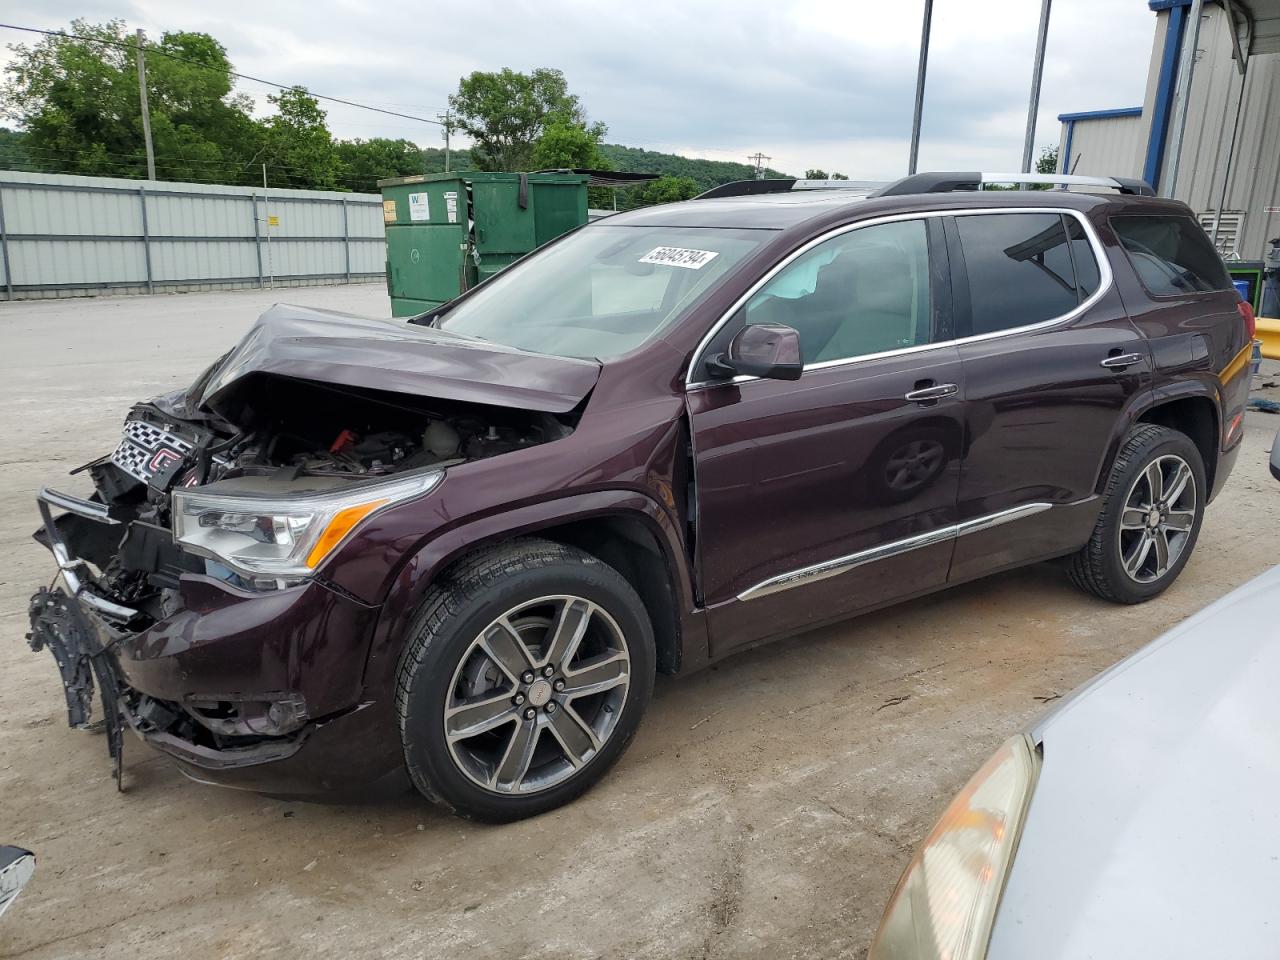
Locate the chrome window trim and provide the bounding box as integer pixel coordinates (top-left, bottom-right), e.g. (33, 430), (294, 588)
(735, 502), (1053, 602)
(685, 207), (1113, 391)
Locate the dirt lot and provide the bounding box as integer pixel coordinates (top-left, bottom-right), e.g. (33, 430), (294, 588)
(2, 285), (1278, 959)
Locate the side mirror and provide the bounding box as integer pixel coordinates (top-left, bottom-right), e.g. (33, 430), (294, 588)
(0, 846), (35, 920)
(1271, 428), (1280, 482)
(708, 324), (803, 382)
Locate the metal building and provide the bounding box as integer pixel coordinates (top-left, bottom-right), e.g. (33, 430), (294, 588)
(0, 171), (386, 301)
(1057, 0), (1280, 260)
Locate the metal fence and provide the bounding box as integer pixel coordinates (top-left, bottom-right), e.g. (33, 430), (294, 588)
(0, 170), (387, 301)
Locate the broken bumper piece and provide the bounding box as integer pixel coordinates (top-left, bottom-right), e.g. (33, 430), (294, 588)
(27, 487), (399, 794)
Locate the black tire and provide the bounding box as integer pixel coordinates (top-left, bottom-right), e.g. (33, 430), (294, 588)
(395, 538), (656, 822)
(1068, 423), (1206, 604)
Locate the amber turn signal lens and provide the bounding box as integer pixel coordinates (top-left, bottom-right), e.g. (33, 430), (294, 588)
(305, 499), (389, 568)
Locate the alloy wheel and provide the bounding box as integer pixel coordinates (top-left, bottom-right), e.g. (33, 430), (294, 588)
(443, 595), (631, 795)
(1117, 454), (1197, 584)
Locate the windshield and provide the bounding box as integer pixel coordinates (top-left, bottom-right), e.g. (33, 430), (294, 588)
(437, 224), (770, 360)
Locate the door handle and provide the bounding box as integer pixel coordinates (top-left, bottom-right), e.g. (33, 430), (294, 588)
(1100, 352), (1144, 370)
(904, 383), (959, 403)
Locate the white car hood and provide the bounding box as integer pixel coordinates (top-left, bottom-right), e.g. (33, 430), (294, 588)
(989, 565), (1280, 960)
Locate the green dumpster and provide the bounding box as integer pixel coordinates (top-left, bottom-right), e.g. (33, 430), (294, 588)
(378, 171), (590, 317)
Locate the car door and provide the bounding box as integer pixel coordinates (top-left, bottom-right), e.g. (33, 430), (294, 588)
(685, 216), (966, 657)
(944, 208), (1153, 583)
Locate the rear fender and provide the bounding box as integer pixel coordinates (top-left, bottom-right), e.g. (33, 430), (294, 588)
(1096, 374), (1224, 495)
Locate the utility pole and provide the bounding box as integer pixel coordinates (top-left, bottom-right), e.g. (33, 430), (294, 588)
(437, 112), (453, 173)
(135, 28), (156, 181)
(908, 0), (934, 175)
(1018, 0), (1049, 176)
(748, 152), (771, 180)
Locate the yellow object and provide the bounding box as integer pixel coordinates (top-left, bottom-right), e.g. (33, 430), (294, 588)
(305, 499), (388, 568)
(267, 215), (279, 227)
(1256, 317), (1280, 360)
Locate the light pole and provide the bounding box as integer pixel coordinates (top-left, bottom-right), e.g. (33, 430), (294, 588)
(908, 0), (934, 175)
(1020, 0), (1053, 176)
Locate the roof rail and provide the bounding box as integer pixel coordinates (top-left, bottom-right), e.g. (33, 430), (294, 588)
(871, 171), (1156, 197)
(695, 178), (888, 200)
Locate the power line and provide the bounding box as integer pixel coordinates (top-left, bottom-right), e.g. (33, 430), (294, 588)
(0, 22), (446, 127)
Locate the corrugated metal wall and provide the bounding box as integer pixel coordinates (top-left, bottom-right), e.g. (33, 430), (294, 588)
(1059, 114), (1149, 179)
(1056, 4), (1280, 260)
(1160, 3), (1280, 259)
(0, 171), (386, 301)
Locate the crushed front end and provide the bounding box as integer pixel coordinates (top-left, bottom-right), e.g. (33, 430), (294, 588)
(27, 305), (590, 794)
(25, 400), (397, 790)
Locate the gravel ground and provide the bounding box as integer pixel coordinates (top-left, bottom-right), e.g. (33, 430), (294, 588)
(2, 285), (1278, 959)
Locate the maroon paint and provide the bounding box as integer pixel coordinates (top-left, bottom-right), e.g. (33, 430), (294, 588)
(83, 191), (1248, 796)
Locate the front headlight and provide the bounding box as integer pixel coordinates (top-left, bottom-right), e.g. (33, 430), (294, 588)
(869, 735), (1040, 960)
(173, 470), (442, 579)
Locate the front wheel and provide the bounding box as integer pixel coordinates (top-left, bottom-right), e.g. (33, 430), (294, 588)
(395, 539), (655, 822)
(1068, 424), (1206, 604)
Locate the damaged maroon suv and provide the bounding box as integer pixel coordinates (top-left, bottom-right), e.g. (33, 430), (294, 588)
(28, 172), (1254, 821)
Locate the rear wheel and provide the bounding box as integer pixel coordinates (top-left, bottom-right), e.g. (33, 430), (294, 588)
(1069, 424), (1205, 604)
(395, 539), (655, 821)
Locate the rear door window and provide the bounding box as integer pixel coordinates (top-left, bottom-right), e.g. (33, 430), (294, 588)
(1111, 214), (1232, 296)
(954, 212), (1098, 335)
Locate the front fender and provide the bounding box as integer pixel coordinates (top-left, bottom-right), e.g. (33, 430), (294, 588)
(356, 488), (704, 696)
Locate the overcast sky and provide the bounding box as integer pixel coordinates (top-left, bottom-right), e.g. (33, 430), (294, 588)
(2, 0), (1158, 178)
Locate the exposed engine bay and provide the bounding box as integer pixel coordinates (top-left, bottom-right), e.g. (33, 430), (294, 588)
(67, 373), (574, 621)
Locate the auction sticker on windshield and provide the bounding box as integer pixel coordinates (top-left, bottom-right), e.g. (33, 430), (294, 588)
(639, 247), (720, 269)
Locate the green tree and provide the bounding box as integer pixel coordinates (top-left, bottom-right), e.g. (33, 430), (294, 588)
(335, 137), (424, 191)
(530, 118), (604, 170)
(622, 175), (699, 210)
(804, 168), (828, 179)
(597, 143), (790, 194)
(1023, 144), (1062, 191)
(1037, 144), (1060, 175)
(1, 19), (261, 183)
(0, 126), (28, 168)
(420, 146), (475, 174)
(261, 86), (338, 189)
(448, 68), (605, 171)
(830, 172), (849, 180)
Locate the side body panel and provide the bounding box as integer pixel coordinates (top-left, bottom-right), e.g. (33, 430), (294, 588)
(1100, 203), (1252, 500)
(688, 349), (965, 655)
(947, 211), (1153, 582)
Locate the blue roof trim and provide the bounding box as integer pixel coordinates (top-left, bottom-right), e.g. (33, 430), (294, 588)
(1148, 0), (1192, 10)
(1057, 107), (1143, 122)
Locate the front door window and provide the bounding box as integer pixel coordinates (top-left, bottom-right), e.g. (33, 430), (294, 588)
(741, 219), (933, 364)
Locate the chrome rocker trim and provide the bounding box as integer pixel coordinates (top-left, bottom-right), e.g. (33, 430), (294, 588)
(736, 502), (1053, 602)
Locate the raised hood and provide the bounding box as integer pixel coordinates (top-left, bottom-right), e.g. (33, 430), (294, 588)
(190, 304), (601, 416)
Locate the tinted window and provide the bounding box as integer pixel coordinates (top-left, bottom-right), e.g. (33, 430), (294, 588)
(742, 219), (932, 365)
(957, 213), (1088, 335)
(1067, 217), (1101, 297)
(1111, 214), (1232, 296)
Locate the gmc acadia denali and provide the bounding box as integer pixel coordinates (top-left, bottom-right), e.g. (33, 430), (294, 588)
(26, 172), (1255, 821)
